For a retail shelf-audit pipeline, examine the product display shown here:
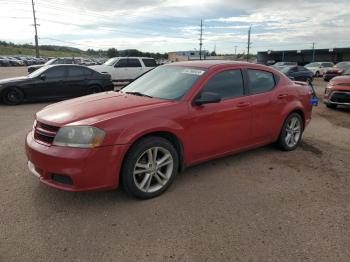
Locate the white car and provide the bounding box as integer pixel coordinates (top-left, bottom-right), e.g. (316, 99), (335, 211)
(90, 57), (157, 82)
(305, 62), (334, 77)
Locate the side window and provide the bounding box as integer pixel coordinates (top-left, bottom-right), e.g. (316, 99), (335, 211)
(142, 59), (157, 67)
(247, 69), (275, 94)
(298, 66), (307, 71)
(83, 68), (93, 76)
(201, 70), (244, 100)
(116, 59), (128, 67)
(68, 67), (85, 77)
(128, 59), (142, 67)
(45, 67), (65, 79)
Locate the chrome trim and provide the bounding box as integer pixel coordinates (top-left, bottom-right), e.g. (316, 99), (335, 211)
(28, 161), (41, 178)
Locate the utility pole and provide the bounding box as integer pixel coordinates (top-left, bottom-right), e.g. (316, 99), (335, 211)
(31, 0), (39, 57)
(312, 42), (315, 62)
(247, 25), (252, 62)
(199, 19), (203, 60)
(234, 45), (237, 56)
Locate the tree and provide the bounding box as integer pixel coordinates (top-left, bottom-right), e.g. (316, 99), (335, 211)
(107, 48), (118, 58)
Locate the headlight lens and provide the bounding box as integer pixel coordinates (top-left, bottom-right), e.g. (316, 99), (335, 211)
(53, 126), (105, 148)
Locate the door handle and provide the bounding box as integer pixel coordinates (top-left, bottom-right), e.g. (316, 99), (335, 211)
(236, 102), (250, 108)
(278, 94), (288, 99)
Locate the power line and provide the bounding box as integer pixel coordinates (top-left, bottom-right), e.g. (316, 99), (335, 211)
(199, 19), (203, 60)
(31, 0), (39, 57)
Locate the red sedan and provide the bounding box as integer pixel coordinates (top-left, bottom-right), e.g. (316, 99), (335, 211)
(26, 61), (314, 199)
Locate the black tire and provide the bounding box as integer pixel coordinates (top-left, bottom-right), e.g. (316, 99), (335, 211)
(326, 104), (337, 109)
(277, 113), (304, 151)
(2, 87), (24, 105)
(88, 85), (102, 94)
(121, 136), (179, 199)
(315, 71), (320, 78)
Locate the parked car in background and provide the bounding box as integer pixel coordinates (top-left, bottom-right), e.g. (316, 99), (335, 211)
(281, 66), (314, 82)
(90, 57), (157, 82)
(0, 65), (113, 105)
(25, 61), (314, 199)
(0, 56), (10, 67)
(323, 62), (350, 81)
(28, 57), (79, 73)
(272, 62), (297, 71)
(7, 57), (25, 66)
(324, 68), (350, 108)
(305, 62), (334, 77)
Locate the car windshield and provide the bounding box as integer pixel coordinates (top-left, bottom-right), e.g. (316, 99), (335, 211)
(274, 62), (284, 66)
(336, 62), (350, 69)
(45, 59), (56, 65)
(104, 58), (119, 66)
(305, 63), (319, 67)
(28, 66), (48, 78)
(281, 66), (292, 73)
(121, 66), (206, 100)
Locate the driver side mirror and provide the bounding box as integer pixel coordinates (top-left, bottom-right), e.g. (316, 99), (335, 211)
(194, 92), (221, 106)
(40, 74), (46, 80)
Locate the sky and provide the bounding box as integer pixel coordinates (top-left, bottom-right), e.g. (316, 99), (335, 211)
(0, 0), (350, 54)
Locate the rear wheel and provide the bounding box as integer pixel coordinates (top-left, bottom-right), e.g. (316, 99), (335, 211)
(315, 71), (320, 77)
(2, 87), (24, 105)
(121, 137), (179, 199)
(277, 113), (303, 151)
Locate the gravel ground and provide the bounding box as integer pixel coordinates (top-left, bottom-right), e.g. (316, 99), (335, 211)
(0, 67), (349, 262)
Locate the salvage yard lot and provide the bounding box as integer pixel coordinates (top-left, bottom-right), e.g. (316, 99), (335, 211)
(0, 67), (350, 261)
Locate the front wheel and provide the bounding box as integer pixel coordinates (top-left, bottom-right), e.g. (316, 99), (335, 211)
(277, 113), (304, 151)
(2, 87), (24, 105)
(121, 137), (179, 199)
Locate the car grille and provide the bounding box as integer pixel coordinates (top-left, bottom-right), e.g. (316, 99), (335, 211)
(34, 121), (60, 145)
(330, 91), (350, 104)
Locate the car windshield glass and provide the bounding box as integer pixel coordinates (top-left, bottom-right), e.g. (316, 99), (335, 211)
(28, 66), (49, 78)
(274, 62), (283, 66)
(121, 66), (206, 100)
(281, 66), (292, 73)
(104, 58), (119, 66)
(45, 59), (56, 65)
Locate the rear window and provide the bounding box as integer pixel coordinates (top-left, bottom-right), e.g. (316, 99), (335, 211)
(247, 69), (275, 94)
(142, 59), (157, 67)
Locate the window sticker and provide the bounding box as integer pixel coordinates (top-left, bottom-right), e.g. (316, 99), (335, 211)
(182, 69), (205, 76)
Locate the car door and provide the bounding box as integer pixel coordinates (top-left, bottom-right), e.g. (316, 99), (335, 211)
(127, 58), (144, 79)
(64, 66), (89, 97)
(246, 69), (282, 144)
(113, 58), (129, 80)
(30, 66), (67, 99)
(188, 69), (252, 161)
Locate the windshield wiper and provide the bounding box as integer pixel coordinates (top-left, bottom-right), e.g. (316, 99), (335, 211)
(124, 91), (153, 98)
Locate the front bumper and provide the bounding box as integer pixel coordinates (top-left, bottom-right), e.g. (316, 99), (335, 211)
(25, 130), (129, 192)
(324, 91), (350, 106)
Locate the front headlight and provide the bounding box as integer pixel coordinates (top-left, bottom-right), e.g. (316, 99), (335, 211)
(53, 126), (105, 148)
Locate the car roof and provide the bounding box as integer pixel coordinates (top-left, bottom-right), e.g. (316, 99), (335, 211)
(44, 64), (88, 69)
(166, 60), (254, 69)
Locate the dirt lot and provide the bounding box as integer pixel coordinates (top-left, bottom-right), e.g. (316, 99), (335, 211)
(0, 67), (349, 262)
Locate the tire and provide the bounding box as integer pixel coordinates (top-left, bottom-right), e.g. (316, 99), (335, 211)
(277, 113), (304, 151)
(2, 87), (24, 105)
(315, 71), (320, 78)
(326, 104), (337, 109)
(121, 136), (179, 199)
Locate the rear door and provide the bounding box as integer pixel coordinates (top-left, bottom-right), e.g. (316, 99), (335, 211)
(127, 58), (144, 79)
(246, 69), (282, 144)
(64, 66), (89, 97)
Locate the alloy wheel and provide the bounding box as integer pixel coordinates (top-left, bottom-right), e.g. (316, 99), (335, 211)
(285, 116), (301, 148)
(133, 147), (174, 193)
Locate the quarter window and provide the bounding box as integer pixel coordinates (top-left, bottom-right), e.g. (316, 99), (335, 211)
(247, 69), (275, 94)
(201, 70), (244, 100)
(142, 59), (157, 67)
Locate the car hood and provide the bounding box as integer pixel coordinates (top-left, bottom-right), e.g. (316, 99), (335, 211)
(37, 91), (174, 126)
(330, 75), (350, 88)
(0, 76), (28, 85)
(90, 65), (111, 72)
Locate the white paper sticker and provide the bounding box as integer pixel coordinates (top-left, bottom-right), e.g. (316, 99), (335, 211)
(182, 69), (205, 76)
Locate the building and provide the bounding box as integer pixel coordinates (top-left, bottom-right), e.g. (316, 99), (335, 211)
(168, 50), (210, 62)
(257, 47), (350, 65)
